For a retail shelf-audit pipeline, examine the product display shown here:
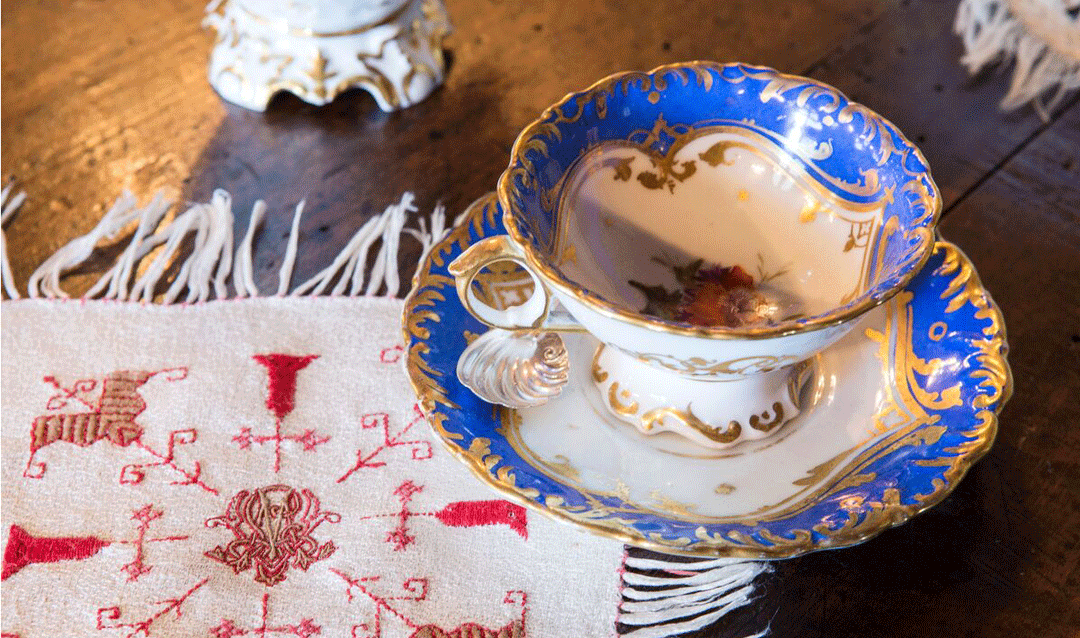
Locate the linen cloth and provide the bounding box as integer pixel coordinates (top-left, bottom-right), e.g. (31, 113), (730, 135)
(0, 296), (625, 637)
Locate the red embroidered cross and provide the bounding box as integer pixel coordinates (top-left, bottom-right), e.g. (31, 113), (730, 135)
(210, 594), (321, 638)
(233, 355), (329, 473)
(357, 480), (528, 551)
(336, 406), (433, 484)
(115, 505), (189, 581)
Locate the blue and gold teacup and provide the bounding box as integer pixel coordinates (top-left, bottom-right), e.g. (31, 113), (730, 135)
(450, 61), (940, 449)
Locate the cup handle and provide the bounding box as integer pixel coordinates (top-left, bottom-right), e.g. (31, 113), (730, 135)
(448, 235), (581, 331)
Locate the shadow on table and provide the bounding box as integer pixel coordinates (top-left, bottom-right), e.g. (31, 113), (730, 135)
(179, 60), (511, 296)
(759, 444), (1028, 638)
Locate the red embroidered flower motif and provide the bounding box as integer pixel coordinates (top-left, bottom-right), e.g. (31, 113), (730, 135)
(205, 485), (340, 586)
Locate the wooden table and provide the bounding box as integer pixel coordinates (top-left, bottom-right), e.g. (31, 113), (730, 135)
(3, 0), (1078, 635)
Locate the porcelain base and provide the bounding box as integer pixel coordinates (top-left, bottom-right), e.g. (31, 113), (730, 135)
(591, 344), (809, 449)
(204, 0), (451, 112)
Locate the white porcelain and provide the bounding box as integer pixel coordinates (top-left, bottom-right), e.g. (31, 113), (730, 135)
(509, 328), (868, 520)
(204, 0), (451, 112)
(447, 63), (940, 449)
(592, 344), (812, 449)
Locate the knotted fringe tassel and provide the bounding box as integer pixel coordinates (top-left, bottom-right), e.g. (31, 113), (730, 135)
(15, 188), (442, 302)
(955, 0), (1080, 119)
(1, 183), (28, 299)
(618, 554), (771, 638)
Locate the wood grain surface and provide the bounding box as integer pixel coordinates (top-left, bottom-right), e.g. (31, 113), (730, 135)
(3, 0), (1078, 636)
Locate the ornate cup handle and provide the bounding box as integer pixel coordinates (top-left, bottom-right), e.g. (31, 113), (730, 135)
(448, 235), (581, 331)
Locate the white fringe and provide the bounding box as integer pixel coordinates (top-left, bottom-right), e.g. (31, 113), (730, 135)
(233, 200), (266, 298)
(619, 555), (770, 638)
(955, 0), (1080, 118)
(277, 200), (306, 296)
(1, 183), (28, 300)
(13, 188), (442, 302)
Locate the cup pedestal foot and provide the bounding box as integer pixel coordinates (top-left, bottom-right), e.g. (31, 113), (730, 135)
(591, 345), (811, 449)
(204, 0), (451, 112)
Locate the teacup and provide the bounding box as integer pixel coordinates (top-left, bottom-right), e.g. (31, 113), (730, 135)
(449, 61), (940, 449)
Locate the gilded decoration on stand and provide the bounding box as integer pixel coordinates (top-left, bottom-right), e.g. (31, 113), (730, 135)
(205, 0), (451, 112)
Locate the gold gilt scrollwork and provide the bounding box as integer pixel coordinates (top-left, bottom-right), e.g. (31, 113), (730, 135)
(406, 195), (1007, 557)
(641, 406), (743, 444)
(627, 352), (801, 376)
(499, 63), (939, 340)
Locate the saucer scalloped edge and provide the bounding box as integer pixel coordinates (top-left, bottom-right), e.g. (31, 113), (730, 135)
(402, 194), (1012, 558)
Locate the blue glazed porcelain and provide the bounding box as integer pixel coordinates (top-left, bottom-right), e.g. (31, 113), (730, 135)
(403, 194), (1011, 558)
(446, 63), (948, 452)
(497, 61), (941, 337)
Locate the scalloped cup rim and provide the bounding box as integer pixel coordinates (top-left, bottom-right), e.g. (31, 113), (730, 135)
(497, 60), (942, 340)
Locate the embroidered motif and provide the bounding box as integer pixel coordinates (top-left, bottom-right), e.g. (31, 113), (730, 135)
(337, 407), (433, 483)
(254, 354), (318, 421)
(117, 505), (189, 581)
(407, 592), (527, 638)
(32, 372), (153, 452)
(379, 345), (404, 364)
(234, 355), (329, 472)
(24, 368), (189, 481)
(210, 594), (321, 638)
(2, 506), (190, 582)
(386, 481), (423, 551)
(120, 428), (218, 495)
(1, 525), (110, 580)
(205, 485), (340, 586)
(433, 500), (528, 540)
(358, 481), (529, 551)
(333, 569), (527, 638)
(96, 578), (208, 637)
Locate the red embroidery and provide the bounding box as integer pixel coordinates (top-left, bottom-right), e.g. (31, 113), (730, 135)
(121, 429), (218, 495)
(237, 355), (328, 472)
(2, 505), (190, 582)
(25, 368), (187, 479)
(253, 355), (318, 420)
(23, 368), (215, 493)
(116, 505), (189, 581)
(205, 485), (340, 586)
(379, 346), (404, 364)
(96, 577), (208, 637)
(333, 570), (526, 638)
(1, 524), (110, 580)
(358, 481), (528, 551)
(337, 407), (433, 483)
(210, 593), (321, 638)
(387, 481), (423, 551)
(433, 501), (527, 540)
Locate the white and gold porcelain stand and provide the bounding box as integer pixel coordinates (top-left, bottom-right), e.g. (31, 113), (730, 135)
(204, 0), (451, 112)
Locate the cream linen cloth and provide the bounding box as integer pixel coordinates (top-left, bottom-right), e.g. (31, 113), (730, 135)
(0, 296), (625, 637)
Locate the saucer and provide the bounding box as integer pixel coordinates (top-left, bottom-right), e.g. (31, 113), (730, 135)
(403, 195), (1012, 558)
